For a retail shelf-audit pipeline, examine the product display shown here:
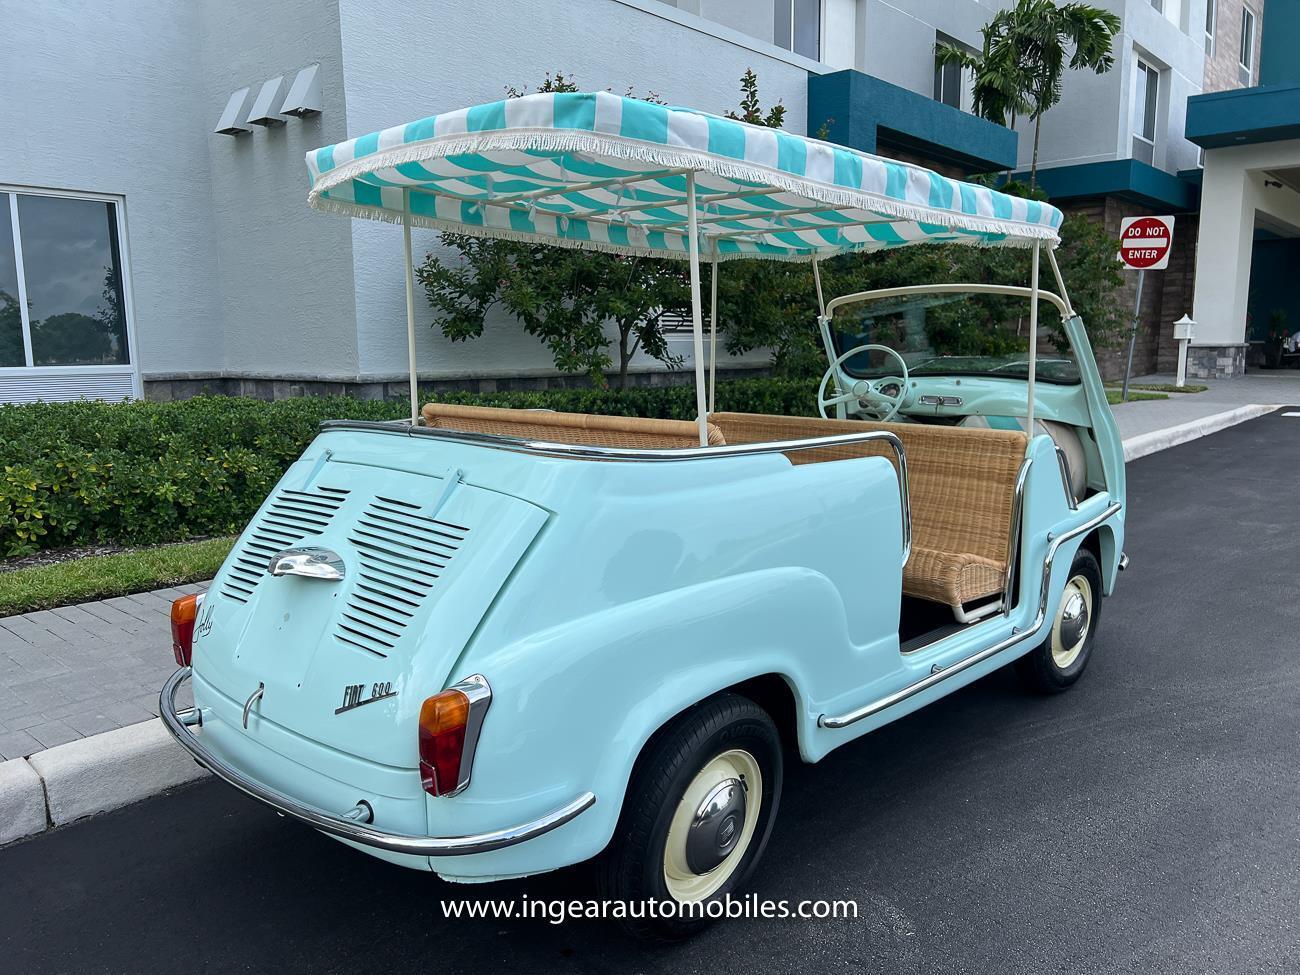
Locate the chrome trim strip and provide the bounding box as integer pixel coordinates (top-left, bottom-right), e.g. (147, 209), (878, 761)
(818, 500), (1121, 730)
(438, 674), (491, 797)
(320, 421), (913, 570)
(1002, 458), (1032, 616)
(160, 668), (596, 856)
(1055, 446), (1078, 511)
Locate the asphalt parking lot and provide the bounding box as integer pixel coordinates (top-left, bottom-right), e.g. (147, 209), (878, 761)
(3, 408), (1298, 975)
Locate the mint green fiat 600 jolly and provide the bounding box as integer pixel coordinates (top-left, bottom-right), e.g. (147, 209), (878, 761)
(162, 91), (1126, 938)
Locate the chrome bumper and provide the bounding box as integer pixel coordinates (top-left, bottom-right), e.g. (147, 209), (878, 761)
(159, 668), (596, 857)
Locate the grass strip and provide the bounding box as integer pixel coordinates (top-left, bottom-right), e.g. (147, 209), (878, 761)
(1106, 383), (1208, 394)
(0, 537), (235, 617)
(1105, 390), (1168, 405)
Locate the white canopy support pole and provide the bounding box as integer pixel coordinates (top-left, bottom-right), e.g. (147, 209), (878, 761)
(685, 172), (709, 446)
(402, 188), (419, 425)
(1027, 240), (1040, 436)
(1045, 246), (1076, 318)
(811, 256), (826, 318)
(707, 246), (719, 415)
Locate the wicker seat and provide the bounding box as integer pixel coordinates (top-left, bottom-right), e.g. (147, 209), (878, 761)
(709, 412), (1027, 610)
(421, 403), (726, 449)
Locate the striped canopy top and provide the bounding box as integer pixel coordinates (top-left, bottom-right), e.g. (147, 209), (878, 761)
(306, 91), (1062, 262)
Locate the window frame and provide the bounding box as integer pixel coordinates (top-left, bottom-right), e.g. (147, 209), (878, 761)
(1204, 0), (1215, 56)
(773, 0), (822, 62)
(932, 33), (975, 111)
(0, 184), (141, 391)
(1239, 7), (1255, 71)
(1131, 58), (1160, 165)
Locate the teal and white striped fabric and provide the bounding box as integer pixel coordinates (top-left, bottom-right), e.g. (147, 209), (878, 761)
(307, 91), (1062, 262)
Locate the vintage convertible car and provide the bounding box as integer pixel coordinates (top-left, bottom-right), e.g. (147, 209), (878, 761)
(161, 91), (1125, 937)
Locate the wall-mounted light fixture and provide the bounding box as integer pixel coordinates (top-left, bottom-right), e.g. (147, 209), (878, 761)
(214, 86), (253, 135)
(247, 76), (287, 127)
(280, 64), (322, 118)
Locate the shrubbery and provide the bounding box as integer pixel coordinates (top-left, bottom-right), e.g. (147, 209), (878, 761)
(0, 378), (817, 556)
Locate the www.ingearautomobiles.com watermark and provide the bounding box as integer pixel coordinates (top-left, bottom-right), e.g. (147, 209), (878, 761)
(440, 894), (860, 924)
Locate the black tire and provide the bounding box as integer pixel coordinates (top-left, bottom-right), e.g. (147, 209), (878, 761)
(1016, 547), (1103, 693)
(596, 693), (783, 940)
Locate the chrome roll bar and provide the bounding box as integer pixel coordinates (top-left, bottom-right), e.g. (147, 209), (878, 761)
(320, 421), (914, 569)
(159, 668), (596, 857)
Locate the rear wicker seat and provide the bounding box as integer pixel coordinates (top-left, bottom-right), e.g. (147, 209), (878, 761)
(709, 412), (1027, 611)
(421, 403), (726, 449)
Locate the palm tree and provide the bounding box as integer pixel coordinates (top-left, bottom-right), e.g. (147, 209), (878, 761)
(937, 0), (1121, 190)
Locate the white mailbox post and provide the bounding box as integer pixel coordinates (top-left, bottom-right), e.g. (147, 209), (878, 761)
(1173, 314), (1196, 387)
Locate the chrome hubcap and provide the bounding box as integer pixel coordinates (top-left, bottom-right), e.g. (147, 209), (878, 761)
(663, 749), (763, 902)
(684, 777), (747, 874)
(1051, 574), (1093, 669)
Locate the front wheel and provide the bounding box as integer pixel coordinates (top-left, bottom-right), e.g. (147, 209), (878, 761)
(596, 693), (783, 940)
(1015, 547), (1103, 693)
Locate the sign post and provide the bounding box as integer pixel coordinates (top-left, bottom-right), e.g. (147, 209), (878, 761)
(1118, 215), (1175, 402)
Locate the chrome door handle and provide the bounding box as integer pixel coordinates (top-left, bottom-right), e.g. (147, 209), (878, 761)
(267, 546), (345, 581)
(242, 682), (265, 729)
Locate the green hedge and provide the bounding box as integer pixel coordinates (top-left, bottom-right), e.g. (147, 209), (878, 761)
(0, 378), (817, 556)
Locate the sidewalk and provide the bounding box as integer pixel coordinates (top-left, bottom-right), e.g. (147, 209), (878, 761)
(1109, 371), (1300, 440)
(0, 584), (204, 761)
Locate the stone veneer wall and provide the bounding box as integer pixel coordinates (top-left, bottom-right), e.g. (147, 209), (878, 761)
(1186, 343), (1247, 378)
(143, 364), (770, 402)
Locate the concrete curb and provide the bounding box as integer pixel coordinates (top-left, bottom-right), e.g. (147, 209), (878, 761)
(0, 403), (1282, 848)
(1122, 404), (1278, 462)
(0, 719), (208, 846)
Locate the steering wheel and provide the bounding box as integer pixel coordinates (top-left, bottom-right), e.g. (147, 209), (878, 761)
(818, 344), (910, 421)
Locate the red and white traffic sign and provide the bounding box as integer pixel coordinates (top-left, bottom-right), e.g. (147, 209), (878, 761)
(1119, 215), (1175, 271)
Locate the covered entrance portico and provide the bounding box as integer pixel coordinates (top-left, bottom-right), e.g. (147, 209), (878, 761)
(1186, 83), (1300, 378)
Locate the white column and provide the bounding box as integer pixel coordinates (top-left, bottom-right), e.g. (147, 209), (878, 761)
(1190, 155), (1255, 348)
(685, 173), (709, 446)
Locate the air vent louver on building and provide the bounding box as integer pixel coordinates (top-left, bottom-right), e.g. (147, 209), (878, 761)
(334, 496), (468, 658)
(220, 486), (349, 603)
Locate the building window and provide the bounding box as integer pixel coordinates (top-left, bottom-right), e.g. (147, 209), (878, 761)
(1149, 0), (1162, 10)
(1204, 0), (1215, 56)
(0, 190), (131, 370)
(1239, 7), (1255, 75)
(933, 34), (974, 110)
(1131, 59), (1159, 165)
(774, 0), (820, 61)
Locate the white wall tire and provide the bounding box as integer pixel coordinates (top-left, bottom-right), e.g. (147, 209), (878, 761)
(1016, 547), (1103, 693)
(597, 694), (783, 940)
(662, 749), (763, 902)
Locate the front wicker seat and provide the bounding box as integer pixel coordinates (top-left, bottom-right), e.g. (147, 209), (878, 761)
(708, 412), (1027, 611)
(421, 403), (726, 449)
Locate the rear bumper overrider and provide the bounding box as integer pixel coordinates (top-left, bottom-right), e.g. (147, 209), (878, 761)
(159, 667), (596, 856)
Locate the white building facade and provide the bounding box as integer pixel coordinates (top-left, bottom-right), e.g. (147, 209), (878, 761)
(0, 0), (1277, 402)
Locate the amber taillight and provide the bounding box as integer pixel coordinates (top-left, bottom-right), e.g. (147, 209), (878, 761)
(170, 593), (204, 667)
(418, 677), (491, 797)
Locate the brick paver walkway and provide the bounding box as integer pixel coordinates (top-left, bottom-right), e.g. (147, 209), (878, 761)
(0, 583), (206, 760)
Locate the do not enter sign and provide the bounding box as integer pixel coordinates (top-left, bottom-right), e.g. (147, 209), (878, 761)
(1119, 215), (1175, 270)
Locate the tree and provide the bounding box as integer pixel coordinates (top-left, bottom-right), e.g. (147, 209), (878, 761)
(417, 73), (689, 388)
(937, 0), (1121, 190)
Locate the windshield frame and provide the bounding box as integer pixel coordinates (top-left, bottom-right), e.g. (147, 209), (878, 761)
(821, 283), (1081, 386)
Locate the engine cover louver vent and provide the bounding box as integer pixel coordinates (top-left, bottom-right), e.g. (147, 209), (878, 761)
(220, 486), (350, 603)
(334, 495), (468, 658)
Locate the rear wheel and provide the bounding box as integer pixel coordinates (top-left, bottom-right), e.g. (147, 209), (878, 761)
(1016, 548), (1102, 693)
(597, 693), (782, 940)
